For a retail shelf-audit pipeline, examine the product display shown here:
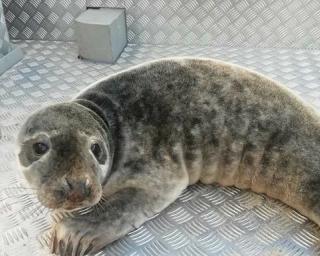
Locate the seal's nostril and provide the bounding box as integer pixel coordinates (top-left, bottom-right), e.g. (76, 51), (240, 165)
(63, 178), (92, 203)
(85, 178), (90, 187)
(65, 178), (73, 190)
(85, 186), (92, 197)
(83, 178), (92, 196)
(83, 179), (92, 197)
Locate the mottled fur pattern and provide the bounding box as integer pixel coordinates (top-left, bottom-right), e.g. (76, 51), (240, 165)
(17, 58), (320, 255)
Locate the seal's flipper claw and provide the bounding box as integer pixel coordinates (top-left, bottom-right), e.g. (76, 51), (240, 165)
(50, 228), (58, 254)
(64, 234), (72, 256)
(72, 232), (84, 256)
(58, 239), (65, 256)
(82, 243), (94, 256)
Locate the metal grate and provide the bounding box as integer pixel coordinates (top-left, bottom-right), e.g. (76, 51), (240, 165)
(1, 40), (320, 255)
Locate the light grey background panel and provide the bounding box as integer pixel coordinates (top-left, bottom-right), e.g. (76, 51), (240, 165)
(0, 0), (12, 56)
(1, 40), (320, 255)
(3, 0), (320, 48)
(0, 0), (23, 75)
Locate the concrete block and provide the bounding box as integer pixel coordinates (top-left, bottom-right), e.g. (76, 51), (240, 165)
(75, 8), (127, 63)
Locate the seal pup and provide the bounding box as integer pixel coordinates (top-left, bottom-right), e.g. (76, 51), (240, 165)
(16, 57), (320, 255)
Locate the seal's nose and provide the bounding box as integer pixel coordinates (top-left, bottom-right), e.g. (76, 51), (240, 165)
(65, 178), (91, 203)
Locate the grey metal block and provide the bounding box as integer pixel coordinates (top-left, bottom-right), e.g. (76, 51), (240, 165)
(75, 8), (127, 63)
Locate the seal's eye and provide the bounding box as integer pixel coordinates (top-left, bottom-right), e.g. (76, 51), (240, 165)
(91, 143), (102, 159)
(33, 142), (49, 155)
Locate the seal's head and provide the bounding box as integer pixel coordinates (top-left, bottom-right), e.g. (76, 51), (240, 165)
(16, 102), (112, 211)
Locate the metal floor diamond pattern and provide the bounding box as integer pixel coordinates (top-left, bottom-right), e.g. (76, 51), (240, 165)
(1, 41), (320, 255)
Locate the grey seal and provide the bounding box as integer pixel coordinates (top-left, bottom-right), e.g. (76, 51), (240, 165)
(16, 58), (320, 255)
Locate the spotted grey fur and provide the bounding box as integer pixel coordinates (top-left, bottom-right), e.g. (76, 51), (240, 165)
(17, 58), (320, 255)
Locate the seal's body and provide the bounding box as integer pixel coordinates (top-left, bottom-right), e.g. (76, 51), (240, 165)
(17, 58), (320, 255)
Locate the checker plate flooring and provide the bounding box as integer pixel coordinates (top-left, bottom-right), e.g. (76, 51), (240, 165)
(1, 41), (320, 255)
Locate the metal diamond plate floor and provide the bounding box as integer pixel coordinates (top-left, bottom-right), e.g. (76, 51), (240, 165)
(1, 41), (320, 256)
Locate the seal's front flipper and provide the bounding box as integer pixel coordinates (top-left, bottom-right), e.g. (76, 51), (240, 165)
(50, 175), (187, 256)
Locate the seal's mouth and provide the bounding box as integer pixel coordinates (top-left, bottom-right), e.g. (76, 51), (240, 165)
(63, 191), (102, 211)
(37, 181), (103, 211)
